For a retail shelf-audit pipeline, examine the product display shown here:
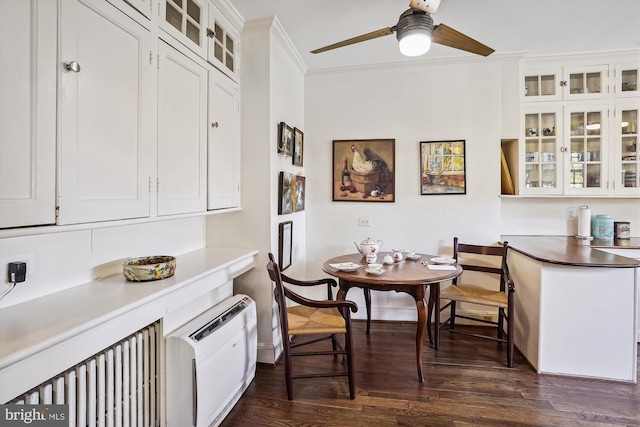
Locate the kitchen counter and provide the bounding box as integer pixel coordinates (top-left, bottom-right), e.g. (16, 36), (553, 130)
(501, 236), (638, 383)
(0, 247), (258, 403)
(501, 235), (640, 267)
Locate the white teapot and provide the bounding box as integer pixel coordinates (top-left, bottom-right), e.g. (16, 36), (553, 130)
(354, 237), (383, 257)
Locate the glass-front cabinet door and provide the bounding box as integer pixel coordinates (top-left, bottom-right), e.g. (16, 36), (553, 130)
(207, 5), (239, 81)
(615, 64), (639, 98)
(160, 0), (208, 59)
(564, 105), (608, 195)
(522, 68), (561, 102)
(522, 107), (562, 194)
(562, 65), (608, 100)
(614, 103), (640, 195)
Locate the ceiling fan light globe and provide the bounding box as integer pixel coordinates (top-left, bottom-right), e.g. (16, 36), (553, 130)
(399, 32), (432, 56)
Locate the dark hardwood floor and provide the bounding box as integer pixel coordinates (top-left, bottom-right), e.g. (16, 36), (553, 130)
(222, 320), (640, 426)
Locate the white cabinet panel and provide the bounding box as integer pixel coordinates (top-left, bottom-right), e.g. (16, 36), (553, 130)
(58, 0), (155, 224)
(0, 0), (56, 228)
(208, 70), (240, 210)
(157, 41), (208, 215)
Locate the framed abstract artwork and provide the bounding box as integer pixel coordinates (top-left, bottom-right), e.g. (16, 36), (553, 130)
(420, 140), (466, 195)
(294, 175), (305, 212)
(293, 127), (304, 167)
(332, 139), (395, 202)
(278, 122), (293, 157)
(278, 171), (294, 214)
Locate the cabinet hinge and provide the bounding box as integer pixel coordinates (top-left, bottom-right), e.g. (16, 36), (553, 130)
(207, 28), (215, 38)
(237, 182), (240, 192)
(55, 198), (60, 220)
(156, 178), (160, 193)
(148, 177), (151, 193)
(149, 51), (153, 65)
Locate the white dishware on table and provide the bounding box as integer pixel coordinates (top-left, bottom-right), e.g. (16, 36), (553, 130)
(365, 263), (384, 275)
(366, 253), (378, 264)
(382, 254), (394, 264)
(331, 262), (361, 272)
(354, 237), (384, 257)
(430, 257), (456, 265)
(393, 251), (403, 262)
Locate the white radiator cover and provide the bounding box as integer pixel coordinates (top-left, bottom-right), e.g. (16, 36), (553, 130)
(166, 294), (257, 427)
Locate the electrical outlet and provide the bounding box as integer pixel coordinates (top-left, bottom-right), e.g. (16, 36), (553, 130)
(567, 207), (578, 219)
(358, 217), (372, 227)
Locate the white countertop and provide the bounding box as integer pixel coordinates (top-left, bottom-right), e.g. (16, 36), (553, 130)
(0, 247), (258, 402)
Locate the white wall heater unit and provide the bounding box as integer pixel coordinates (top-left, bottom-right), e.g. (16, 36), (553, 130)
(166, 294), (257, 427)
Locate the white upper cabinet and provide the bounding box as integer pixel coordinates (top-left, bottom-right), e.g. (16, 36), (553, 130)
(614, 63), (639, 99)
(0, 0), (57, 228)
(519, 54), (640, 197)
(58, 0), (155, 225)
(159, 0), (209, 60)
(208, 70), (240, 210)
(522, 64), (609, 102)
(157, 40), (208, 215)
(207, 2), (240, 82)
(613, 102), (640, 195)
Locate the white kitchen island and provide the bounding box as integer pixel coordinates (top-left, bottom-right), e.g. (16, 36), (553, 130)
(503, 236), (639, 383)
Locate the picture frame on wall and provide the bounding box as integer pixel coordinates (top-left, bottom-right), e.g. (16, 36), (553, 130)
(278, 122), (293, 157)
(420, 140), (466, 195)
(294, 175), (305, 212)
(332, 139), (395, 202)
(278, 221), (293, 271)
(293, 127), (304, 167)
(278, 171), (294, 214)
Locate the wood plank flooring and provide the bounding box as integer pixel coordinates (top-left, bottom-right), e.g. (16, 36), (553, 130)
(221, 320), (640, 426)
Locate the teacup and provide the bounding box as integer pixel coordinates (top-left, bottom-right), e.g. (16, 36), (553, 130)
(405, 250), (416, 258)
(365, 263), (383, 273)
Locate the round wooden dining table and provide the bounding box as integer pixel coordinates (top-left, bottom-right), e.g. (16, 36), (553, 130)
(322, 252), (462, 383)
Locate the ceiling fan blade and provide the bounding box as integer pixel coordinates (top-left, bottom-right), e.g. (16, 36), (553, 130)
(432, 23), (494, 56)
(311, 27), (394, 54)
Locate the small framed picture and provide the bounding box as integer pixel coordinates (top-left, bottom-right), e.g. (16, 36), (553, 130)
(279, 221), (293, 270)
(278, 171), (294, 214)
(293, 127), (304, 166)
(294, 175), (305, 212)
(278, 122), (293, 157)
(420, 140), (466, 195)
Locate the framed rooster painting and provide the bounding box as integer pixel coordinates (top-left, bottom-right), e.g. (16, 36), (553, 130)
(332, 139), (395, 202)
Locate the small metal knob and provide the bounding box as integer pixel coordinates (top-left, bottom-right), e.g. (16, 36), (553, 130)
(211, 122), (219, 128)
(64, 61), (81, 73)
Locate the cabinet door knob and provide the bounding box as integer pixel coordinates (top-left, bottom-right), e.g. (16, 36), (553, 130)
(64, 61), (81, 73)
(211, 122), (219, 128)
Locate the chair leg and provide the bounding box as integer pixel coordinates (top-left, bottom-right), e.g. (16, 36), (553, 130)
(497, 308), (504, 340)
(283, 341), (294, 400)
(363, 288), (371, 334)
(449, 301), (457, 331)
(345, 327), (356, 399)
(507, 305), (514, 368)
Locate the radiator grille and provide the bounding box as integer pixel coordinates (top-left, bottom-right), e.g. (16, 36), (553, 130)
(9, 321), (161, 427)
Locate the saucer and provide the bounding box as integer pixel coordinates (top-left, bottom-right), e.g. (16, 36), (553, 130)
(365, 268), (384, 275)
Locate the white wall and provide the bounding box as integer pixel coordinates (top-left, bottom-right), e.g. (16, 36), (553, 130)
(501, 197), (640, 236)
(206, 17), (306, 363)
(303, 58), (503, 320)
(0, 217), (206, 308)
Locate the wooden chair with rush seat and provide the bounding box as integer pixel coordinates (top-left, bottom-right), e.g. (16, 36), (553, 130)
(266, 253), (358, 399)
(432, 237), (516, 367)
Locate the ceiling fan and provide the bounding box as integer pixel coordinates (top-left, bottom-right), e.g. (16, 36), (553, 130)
(311, 0), (494, 57)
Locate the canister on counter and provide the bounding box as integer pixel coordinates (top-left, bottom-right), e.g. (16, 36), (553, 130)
(614, 221), (631, 239)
